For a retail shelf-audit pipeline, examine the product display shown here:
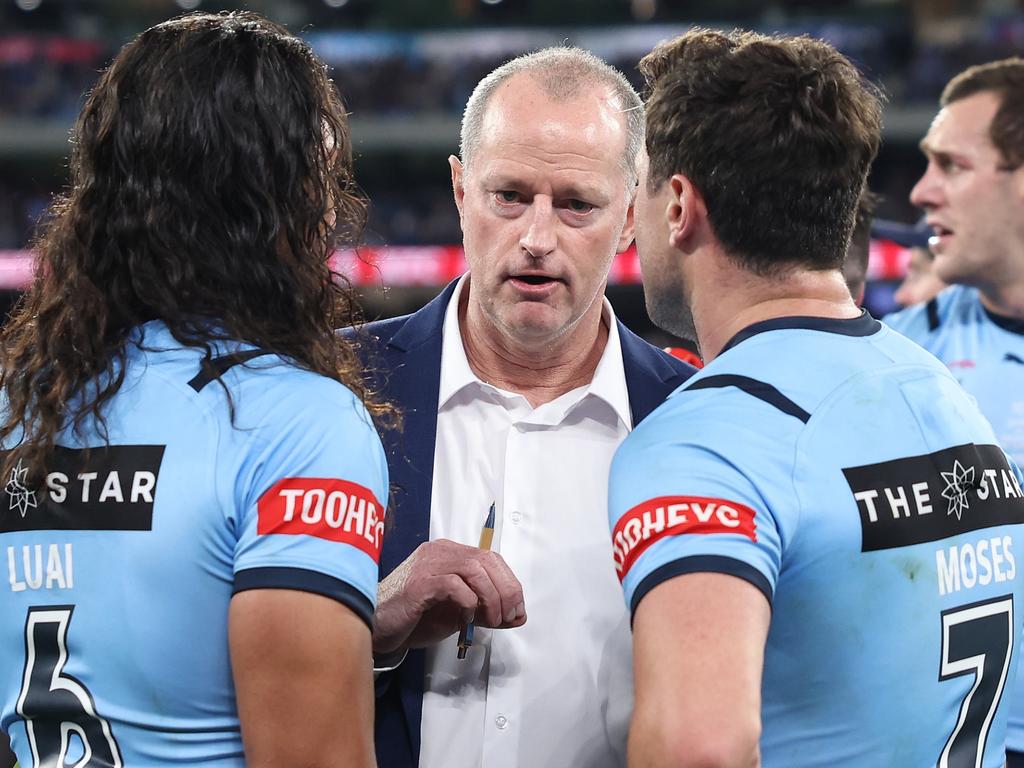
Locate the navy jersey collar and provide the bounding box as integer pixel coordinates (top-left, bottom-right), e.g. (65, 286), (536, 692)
(983, 306), (1024, 336)
(720, 311), (881, 354)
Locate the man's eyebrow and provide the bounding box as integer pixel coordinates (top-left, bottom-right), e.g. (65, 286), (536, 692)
(478, 173), (610, 202)
(918, 141), (960, 162)
(556, 184), (606, 202)
(479, 172), (525, 189)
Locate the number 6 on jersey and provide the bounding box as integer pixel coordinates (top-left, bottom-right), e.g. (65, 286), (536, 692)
(16, 606), (123, 768)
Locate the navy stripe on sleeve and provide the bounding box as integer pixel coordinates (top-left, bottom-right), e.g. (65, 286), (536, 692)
(629, 555), (773, 621)
(234, 566), (374, 629)
(685, 374), (810, 423)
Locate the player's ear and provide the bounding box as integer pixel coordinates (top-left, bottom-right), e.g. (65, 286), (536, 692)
(666, 174), (705, 250)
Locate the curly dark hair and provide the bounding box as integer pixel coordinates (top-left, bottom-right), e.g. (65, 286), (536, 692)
(0, 11), (388, 486)
(640, 28), (883, 277)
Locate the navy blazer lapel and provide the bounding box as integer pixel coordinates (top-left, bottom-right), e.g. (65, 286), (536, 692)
(618, 319), (695, 425)
(375, 280), (459, 577)
(365, 281), (459, 768)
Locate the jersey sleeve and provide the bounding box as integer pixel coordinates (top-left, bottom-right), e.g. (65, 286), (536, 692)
(608, 396), (796, 618)
(220, 375), (389, 628)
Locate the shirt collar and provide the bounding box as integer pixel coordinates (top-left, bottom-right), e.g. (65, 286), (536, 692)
(438, 274), (632, 429)
(438, 275), (481, 407)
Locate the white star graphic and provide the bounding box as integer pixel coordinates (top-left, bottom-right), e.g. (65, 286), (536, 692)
(940, 459), (976, 521)
(5, 459), (37, 519)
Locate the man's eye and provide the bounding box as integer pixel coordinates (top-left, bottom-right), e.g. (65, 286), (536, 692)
(496, 191), (521, 204)
(566, 199), (594, 214)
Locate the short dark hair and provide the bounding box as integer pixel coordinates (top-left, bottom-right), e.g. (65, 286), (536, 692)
(640, 28), (883, 276)
(942, 57), (1024, 170)
(0, 11), (386, 484)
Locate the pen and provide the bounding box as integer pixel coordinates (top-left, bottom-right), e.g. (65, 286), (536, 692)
(457, 501), (496, 660)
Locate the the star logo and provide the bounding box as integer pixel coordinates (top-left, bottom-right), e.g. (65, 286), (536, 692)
(5, 459), (37, 519)
(940, 459), (976, 521)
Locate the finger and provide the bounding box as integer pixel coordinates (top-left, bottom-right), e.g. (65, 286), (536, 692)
(500, 600), (527, 628)
(453, 557), (505, 627)
(414, 541), (523, 627)
(424, 573), (481, 621)
(473, 551), (524, 626)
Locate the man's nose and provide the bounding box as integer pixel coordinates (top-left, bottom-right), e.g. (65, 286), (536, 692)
(910, 165), (941, 210)
(519, 197), (557, 259)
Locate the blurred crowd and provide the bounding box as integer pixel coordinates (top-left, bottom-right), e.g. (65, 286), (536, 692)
(0, 179), (46, 252)
(2, 12), (1023, 255)
(4, 14), (1024, 121)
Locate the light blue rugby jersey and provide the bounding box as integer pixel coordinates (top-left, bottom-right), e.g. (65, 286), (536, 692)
(610, 313), (1024, 768)
(886, 285), (1024, 466)
(887, 285), (1024, 754)
(0, 321), (388, 767)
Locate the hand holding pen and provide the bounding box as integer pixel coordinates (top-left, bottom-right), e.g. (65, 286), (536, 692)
(457, 502), (496, 659)
(371, 506), (527, 661)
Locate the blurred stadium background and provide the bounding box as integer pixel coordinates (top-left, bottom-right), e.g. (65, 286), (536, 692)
(1, 0), (1021, 346)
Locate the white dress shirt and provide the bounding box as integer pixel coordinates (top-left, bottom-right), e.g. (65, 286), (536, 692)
(419, 276), (634, 768)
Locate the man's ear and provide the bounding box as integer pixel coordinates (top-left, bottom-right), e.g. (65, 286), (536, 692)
(1013, 164), (1024, 205)
(617, 184), (637, 253)
(449, 155), (465, 227)
(667, 174), (706, 250)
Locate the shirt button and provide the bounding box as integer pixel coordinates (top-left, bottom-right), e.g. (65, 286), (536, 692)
(495, 714), (509, 730)
(510, 511), (522, 525)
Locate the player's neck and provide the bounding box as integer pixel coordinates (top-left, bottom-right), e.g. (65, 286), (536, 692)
(459, 293), (609, 409)
(691, 258), (861, 364)
(979, 279), (1024, 320)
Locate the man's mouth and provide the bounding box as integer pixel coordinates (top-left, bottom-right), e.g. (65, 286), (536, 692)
(512, 274), (559, 286)
(506, 272), (564, 296)
(928, 222), (954, 251)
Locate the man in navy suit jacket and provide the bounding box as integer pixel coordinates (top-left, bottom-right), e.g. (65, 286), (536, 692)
(357, 47), (695, 768)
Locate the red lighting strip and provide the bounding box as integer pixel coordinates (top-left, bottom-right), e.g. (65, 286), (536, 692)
(0, 241), (913, 291)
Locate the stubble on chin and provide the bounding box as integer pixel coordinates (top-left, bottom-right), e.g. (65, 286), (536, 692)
(645, 282), (697, 344)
